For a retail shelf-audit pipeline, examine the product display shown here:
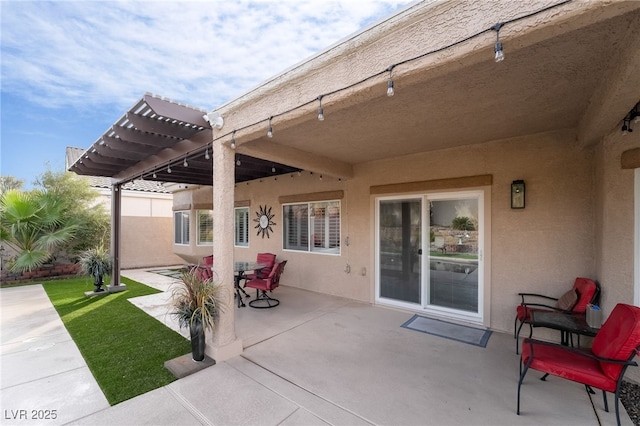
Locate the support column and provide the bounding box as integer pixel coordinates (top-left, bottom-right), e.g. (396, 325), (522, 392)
(108, 183), (125, 291)
(207, 140), (242, 361)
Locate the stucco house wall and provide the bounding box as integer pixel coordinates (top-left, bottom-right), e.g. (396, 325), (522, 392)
(95, 188), (183, 269)
(231, 128), (597, 334)
(171, 185), (215, 265)
(595, 127), (640, 314)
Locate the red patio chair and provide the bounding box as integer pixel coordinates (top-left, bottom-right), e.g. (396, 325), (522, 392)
(244, 260), (286, 309)
(244, 252), (276, 281)
(517, 303), (640, 426)
(514, 277), (599, 353)
(203, 255), (214, 267)
(191, 265), (213, 281)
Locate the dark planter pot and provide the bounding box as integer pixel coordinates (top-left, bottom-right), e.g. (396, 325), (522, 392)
(190, 321), (206, 361)
(94, 274), (105, 292)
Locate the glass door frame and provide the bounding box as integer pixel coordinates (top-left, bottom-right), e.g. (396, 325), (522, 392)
(374, 189), (486, 325)
(423, 190), (484, 324)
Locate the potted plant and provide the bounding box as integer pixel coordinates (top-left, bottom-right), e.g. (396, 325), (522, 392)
(171, 267), (227, 361)
(78, 244), (112, 293)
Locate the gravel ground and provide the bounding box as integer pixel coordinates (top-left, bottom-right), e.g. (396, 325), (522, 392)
(621, 381), (640, 426)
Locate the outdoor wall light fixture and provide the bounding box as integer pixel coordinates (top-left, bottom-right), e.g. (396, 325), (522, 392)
(203, 111), (224, 129)
(511, 180), (525, 209)
(621, 102), (639, 135)
(493, 22), (505, 62)
(317, 95), (325, 121)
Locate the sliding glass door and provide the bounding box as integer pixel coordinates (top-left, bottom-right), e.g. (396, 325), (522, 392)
(376, 191), (484, 322)
(378, 198), (422, 305)
(427, 194), (479, 313)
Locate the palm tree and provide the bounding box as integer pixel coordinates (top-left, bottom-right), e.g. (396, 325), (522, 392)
(0, 190), (78, 272)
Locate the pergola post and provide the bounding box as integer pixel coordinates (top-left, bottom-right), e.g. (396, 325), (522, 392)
(207, 140), (243, 361)
(108, 183), (124, 290)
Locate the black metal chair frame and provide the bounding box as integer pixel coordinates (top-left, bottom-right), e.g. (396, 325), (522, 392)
(517, 338), (639, 426)
(248, 288), (280, 309)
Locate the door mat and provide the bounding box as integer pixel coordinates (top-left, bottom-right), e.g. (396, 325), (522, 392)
(401, 315), (492, 347)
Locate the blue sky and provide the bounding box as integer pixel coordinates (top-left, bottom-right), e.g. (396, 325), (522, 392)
(1, 0), (414, 189)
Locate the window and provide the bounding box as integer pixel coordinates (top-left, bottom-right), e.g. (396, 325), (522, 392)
(197, 210), (213, 246)
(174, 211), (190, 245)
(235, 207), (249, 247)
(283, 200), (340, 254)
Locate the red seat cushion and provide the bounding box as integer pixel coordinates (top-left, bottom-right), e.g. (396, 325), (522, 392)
(591, 304), (640, 381)
(521, 339), (617, 392)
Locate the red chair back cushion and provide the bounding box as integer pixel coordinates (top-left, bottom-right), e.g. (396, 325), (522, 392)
(269, 260), (287, 290)
(256, 253), (276, 275)
(571, 277), (597, 313)
(203, 255), (214, 267)
(591, 304), (640, 380)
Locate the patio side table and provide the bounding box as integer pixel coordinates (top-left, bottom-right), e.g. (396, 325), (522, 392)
(530, 311), (599, 347)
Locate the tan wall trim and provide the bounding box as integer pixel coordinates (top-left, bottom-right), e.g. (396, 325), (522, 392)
(193, 203), (213, 210)
(621, 148), (640, 169)
(235, 200), (251, 208)
(279, 190), (345, 204)
(172, 203), (191, 211)
(370, 175), (493, 195)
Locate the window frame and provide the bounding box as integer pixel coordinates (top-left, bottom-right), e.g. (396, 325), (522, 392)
(234, 207), (250, 248)
(196, 210), (214, 246)
(174, 210), (190, 245)
(283, 200), (341, 255)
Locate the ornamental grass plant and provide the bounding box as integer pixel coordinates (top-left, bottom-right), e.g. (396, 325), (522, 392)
(171, 267), (227, 332)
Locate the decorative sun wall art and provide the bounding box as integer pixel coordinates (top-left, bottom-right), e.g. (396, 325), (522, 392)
(254, 205), (276, 238)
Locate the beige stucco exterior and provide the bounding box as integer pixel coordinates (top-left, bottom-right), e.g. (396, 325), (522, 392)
(95, 188), (183, 269)
(228, 128), (629, 334)
(170, 185), (215, 265)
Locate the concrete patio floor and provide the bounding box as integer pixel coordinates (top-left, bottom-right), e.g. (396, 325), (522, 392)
(0, 268), (633, 425)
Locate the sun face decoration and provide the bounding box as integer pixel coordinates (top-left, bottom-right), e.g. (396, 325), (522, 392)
(254, 205), (276, 238)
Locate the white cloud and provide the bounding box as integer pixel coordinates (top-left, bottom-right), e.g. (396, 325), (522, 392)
(1, 0), (414, 111)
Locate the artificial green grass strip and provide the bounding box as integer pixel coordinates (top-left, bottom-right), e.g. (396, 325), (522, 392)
(43, 277), (190, 405)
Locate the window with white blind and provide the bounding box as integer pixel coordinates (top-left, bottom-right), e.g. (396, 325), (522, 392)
(235, 207), (249, 247)
(197, 210), (213, 246)
(174, 211), (190, 245)
(283, 201), (340, 254)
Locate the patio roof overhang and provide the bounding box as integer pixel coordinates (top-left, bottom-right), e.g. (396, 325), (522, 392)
(68, 93), (300, 186)
(70, 1), (640, 188)
(211, 1), (640, 177)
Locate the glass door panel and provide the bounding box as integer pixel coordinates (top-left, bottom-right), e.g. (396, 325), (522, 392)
(378, 199), (422, 304)
(428, 198), (479, 313)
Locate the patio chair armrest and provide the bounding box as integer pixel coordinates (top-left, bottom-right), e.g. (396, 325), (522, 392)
(519, 302), (561, 311)
(518, 293), (558, 304)
(524, 339), (640, 366)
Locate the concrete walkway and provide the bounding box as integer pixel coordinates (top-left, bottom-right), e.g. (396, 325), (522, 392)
(0, 270), (634, 425)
